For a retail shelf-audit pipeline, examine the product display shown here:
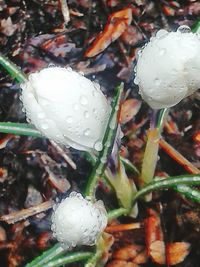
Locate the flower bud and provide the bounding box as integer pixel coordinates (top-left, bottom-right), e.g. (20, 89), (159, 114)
(134, 26), (200, 109)
(20, 66), (111, 151)
(51, 192), (107, 248)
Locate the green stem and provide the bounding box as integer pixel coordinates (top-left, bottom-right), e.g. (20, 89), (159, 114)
(132, 174), (200, 206)
(0, 53), (27, 83)
(45, 252), (93, 267)
(120, 156), (139, 175)
(174, 184), (200, 203)
(25, 244), (64, 267)
(84, 83), (123, 198)
(156, 108), (168, 132)
(84, 251), (102, 267)
(107, 207), (128, 221)
(0, 122), (42, 137)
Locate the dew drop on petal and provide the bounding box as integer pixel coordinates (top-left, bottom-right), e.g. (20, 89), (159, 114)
(84, 111), (89, 118)
(159, 48), (166, 56)
(80, 95), (88, 106)
(134, 76), (139, 85)
(156, 29), (168, 38)
(48, 63), (56, 68)
(93, 108), (98, 115)
(67, 67), (72, 72)
(154, 78), (161, 86)
(94, 141), (103, 151)
(41, 123), (49, 130)
(66, 116), (73, 124)
(83, 128), (90, 136)
(177, 25), (191, 33)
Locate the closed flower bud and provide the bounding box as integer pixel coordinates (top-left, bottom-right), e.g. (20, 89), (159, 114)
(21, 66), (111, 151)
(134, 26), (200, 109)
(51, 192), (107, 248)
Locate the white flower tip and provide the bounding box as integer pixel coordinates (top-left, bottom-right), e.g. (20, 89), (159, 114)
(20, 66), (111, 152)
(51, 192), (107, 248)
(134, 25), (200, 109)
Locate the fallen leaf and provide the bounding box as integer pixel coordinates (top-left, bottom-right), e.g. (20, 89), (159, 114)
(150, 240), (166, 265)
(119, 99), (141, 124)
(106, 260), (139, 267)
(0, 17), (18, 36)
(114, 244), (148, 264)
(145, 209), (163, 256)
(167, 242), (191, 266)
(85, 8), (132, 57)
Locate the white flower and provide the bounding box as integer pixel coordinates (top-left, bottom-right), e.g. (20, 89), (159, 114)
(20, 66), (111, 151)
(51, 192), (107, 248)
(134, 25), (200, 109)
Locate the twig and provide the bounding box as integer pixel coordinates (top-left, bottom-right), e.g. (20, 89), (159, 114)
(0, 200), (54, 224)
(59, 0), (70, 25)
(159, 139), (200, 174)
(105, 222), (141, 232)
(50, 140), (76, 170)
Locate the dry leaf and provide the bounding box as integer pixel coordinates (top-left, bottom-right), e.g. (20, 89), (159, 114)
(106, 260), (139, 267)
(119, 99), (141, 124)
(85, 8), (132, 57)
(150, 240), (166, 265)
(167, 242), (191, 265)
(114, 244), (148, 264)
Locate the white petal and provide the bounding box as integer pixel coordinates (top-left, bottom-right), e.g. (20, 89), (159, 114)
(21, 67), (111, 151)
(135, 27), (200, 109)
(51, 192), (107, 248)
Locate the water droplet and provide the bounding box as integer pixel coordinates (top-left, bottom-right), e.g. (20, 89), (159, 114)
(41, 123), (49, 130)
(66, 116), (73, 124)
(83, 128), (90, 136)
(177, 25), (191, 33)
(154, 78), (161, 86)
(80, 95), (88, 106)
(159, 48), (166, 56)
(92, 90), (98, 97)
(93, 82), (100, 91)
(136, 49), (142, 60)
(48, 63), (56, 68)
(93, 108), (98, 115)
(109, 117), (115, 130)
(100, 157), (107, 164)
(37, 113), (45, 119)
(84, 111), (89, 118)
(156, 29), (168, 38)
(134, 76), (139, 85)
(79, 71), (84, 76)
(94, 141), (103, 151)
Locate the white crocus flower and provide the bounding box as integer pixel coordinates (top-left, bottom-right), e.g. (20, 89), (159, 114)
(134, 25), (200, 109)
(21, 66), (111, 152)
(51, 192), (107, 248)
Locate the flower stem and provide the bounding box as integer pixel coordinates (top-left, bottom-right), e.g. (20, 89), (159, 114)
(45, 252), (93, 267)
(25, 243), (64, 267)
(0, 53), (27, 83)
(84, 83), (123, 198)
(0, 122), (42, 137)
(132, 174), (200, 206)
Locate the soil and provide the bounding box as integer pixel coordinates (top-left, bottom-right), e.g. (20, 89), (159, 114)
(0, 0), (200, 266)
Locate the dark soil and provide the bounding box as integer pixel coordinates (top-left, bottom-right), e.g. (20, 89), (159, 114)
(0, 0), (200, 266)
